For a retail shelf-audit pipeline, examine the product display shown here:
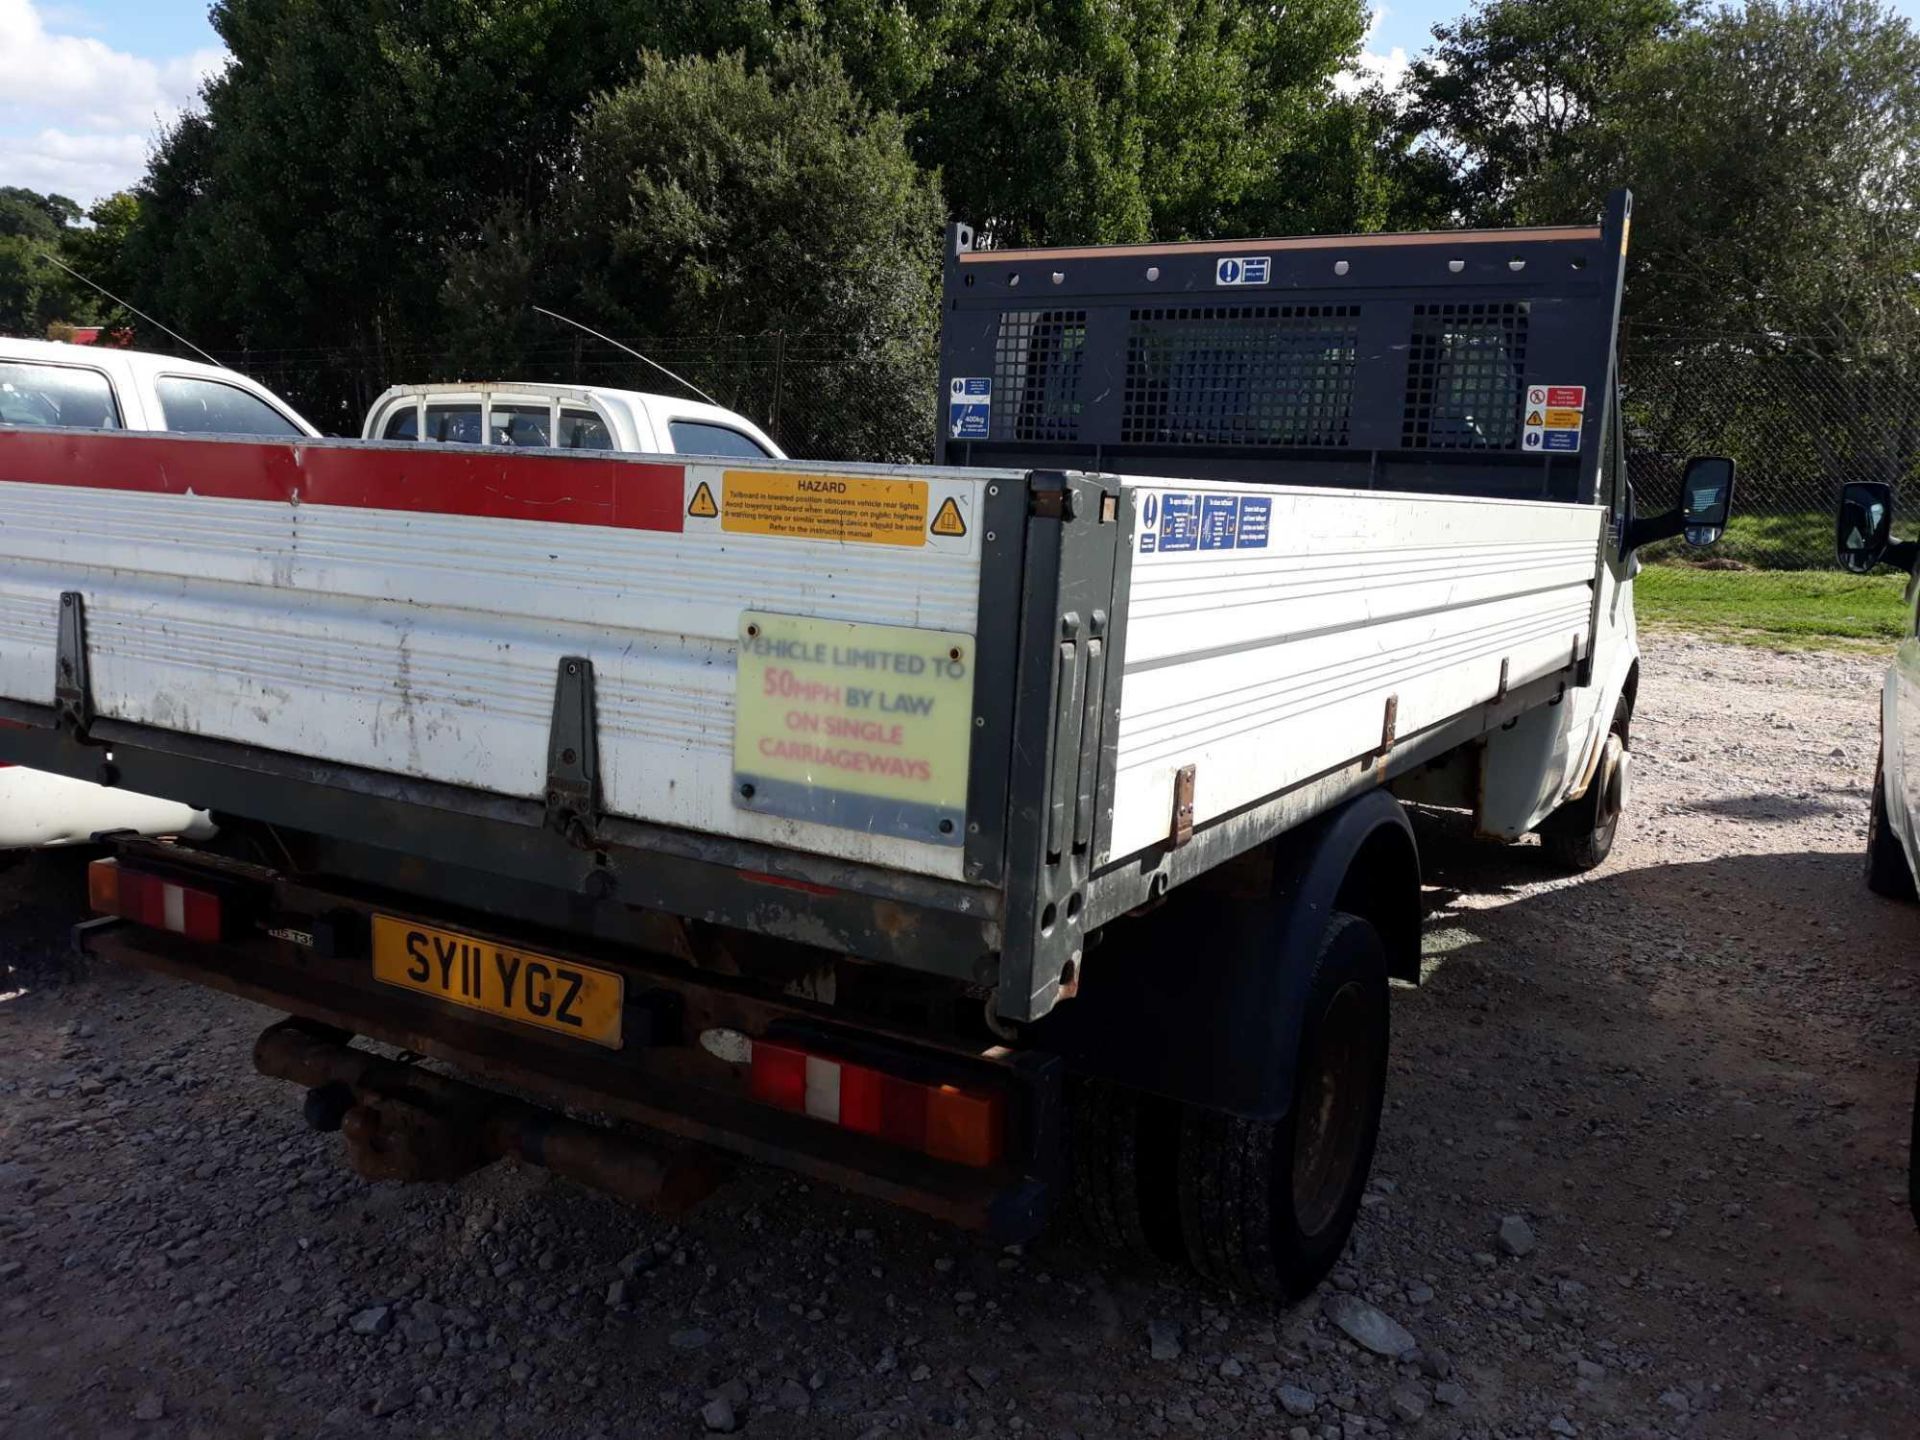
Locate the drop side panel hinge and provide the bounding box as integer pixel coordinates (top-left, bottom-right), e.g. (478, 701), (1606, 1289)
(545, 656), (601, 847)
(55, 591), (93, 737)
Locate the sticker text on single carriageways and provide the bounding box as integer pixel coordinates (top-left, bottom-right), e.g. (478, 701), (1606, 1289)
(732, 612), (975, 845)
(721, 470), (928, 546)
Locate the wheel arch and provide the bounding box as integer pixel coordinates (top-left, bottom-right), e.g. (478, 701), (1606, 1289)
(1035, 788), (1420, 1117)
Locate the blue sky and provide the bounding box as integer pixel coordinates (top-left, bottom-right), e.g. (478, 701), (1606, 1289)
(5, 1), (1920, 203)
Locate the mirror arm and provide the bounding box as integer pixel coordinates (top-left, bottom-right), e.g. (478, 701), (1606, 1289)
(1888, 539), (1920, 574)
(1624, 508), (1686, 554)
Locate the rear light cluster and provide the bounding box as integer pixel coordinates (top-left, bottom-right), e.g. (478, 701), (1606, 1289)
(87, 859), (224, 942)
(749, 1039), (1004, 1168)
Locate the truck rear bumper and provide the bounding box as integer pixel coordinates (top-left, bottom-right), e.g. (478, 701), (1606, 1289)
(74, 905), (1060, 1242)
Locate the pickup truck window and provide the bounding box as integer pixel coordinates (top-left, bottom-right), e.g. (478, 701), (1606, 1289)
(382, 406), (419, 440)
(0, 361), (121, 429)
(670, 419), (770, 458)
(425, 404), (482, 444)
(157, 376), (302, 436)
(490, 404), (552, 448)
(557, 408), (614, 450)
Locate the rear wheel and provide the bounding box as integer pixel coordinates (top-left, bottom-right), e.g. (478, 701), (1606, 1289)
(1067, 1077), (1181, 1259)
(1539, 702), (1628, 873)
(1866, 754), (1916, 900)
(1174, 911), (1389, 1299)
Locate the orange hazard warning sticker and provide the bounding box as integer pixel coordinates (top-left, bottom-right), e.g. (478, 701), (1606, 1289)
(930, 496), (968, 537)
(687, 480), (719, 518)
(721, 471), (927, 546)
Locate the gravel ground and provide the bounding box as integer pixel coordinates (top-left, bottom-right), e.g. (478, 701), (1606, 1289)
(1, 632), (1917, 1440)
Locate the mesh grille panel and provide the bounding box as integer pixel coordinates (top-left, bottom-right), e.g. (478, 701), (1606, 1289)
(1121, 305), (1359, 447)
(991, 310), (1087, 441)
(1402, 302), (1530, 449)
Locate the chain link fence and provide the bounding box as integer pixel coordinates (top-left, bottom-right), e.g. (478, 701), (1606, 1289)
(1620, 327), (1920, 573)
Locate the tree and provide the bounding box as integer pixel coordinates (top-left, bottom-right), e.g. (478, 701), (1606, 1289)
(1399, 0), (1696, 223)
(490, 44), (947, 460)
(122, 0), (677, 420)
(914, 0), (1378, 245)
(1593, 0), (1920, 347)
(0, 186), (99, 336)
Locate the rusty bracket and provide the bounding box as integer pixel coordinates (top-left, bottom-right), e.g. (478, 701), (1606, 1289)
(54, 591), (93, 737)
(1378, 693), (1399, 758)
(545, 656), (600, 848)
(1170, 763), (1196, 848)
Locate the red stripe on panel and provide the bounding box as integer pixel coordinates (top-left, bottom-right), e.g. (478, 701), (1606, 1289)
(0, 429), (686, 534)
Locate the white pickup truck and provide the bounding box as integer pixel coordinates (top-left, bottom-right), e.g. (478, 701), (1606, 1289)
(0, 191), (1732, 1297)
(362, 382), (785, 460)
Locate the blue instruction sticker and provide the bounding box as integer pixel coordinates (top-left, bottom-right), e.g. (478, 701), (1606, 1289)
(1542, 429), (1579, 452)
(1199, 494), (1240, 550)
(1158, 493), (1199, 552)
(1236, 496), (1271, 548)
(948, 377), (991, 440)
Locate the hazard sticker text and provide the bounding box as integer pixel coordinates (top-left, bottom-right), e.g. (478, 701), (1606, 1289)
(721, 471), (928, 547)
(733, 612), (974, 845)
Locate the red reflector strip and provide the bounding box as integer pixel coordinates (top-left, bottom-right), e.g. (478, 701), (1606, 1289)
(747, 1039), (1004, 1167)
(86, 859), (223, 942)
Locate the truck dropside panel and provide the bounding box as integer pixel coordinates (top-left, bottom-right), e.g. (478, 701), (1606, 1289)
(0, 433), (1000, 882)
(1104, 483), (1604, 863)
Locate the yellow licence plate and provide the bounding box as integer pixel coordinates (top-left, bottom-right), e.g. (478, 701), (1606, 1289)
(371, 916), (624, 1049)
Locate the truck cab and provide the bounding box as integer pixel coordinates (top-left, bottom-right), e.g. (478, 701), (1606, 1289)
(362, 382), (785, 460)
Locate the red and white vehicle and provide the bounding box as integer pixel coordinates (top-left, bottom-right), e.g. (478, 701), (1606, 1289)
(0, 338), (317, 847)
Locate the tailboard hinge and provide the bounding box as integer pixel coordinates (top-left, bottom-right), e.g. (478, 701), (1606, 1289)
(545, 656), (601, 847)
(55, 591), (94, 737)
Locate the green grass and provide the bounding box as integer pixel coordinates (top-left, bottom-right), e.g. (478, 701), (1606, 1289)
(1634, 563), (1908, 647)
(1638, 509), (1830, 570)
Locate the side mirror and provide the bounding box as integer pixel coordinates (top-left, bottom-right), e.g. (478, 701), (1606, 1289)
(1624, 454), (1739, 554)
(1836, 480), (1910, 574)
(1679, 455), (1735, 547)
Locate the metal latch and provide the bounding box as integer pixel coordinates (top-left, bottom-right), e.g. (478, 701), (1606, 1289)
(1028, 473), (1078, 521)
(1171, 764), (1196, 848)
(1377, 694), (1399, 758)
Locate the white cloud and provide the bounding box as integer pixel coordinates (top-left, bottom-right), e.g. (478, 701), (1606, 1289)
(1335, 5), (1413, 99)
(0, 0), (226, 201)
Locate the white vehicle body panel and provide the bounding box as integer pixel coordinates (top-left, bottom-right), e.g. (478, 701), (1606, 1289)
(1879, 573), (1920, 889)
(0, 426), (1615, 880)
(0, 767), (215, 848)
(1106, 481), (1606, 862)
(0, 447), (990, 881)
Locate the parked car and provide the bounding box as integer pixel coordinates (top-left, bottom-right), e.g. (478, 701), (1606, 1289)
(362, 382), (786, 459)
(0, 337), (318, 438)
(0, 338), (320, 847)
(1834, 481), (1920, 898)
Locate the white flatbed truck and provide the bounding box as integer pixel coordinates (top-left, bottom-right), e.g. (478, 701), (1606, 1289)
(0, 191), (1733, 1296)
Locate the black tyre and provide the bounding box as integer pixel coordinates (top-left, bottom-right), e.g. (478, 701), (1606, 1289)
(1539, 701), (1628, 873)
(1866, 755), (1917, 900)
(1174, 911), (1389, 1299)
(1068, 1076), (1181, 1259)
